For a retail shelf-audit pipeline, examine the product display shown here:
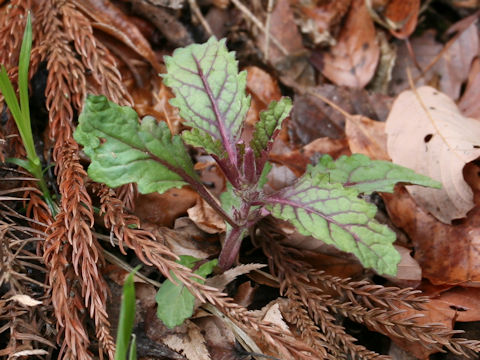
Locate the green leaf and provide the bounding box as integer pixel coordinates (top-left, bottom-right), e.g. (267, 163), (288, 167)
(115, 265), (141, 360)
(250, 98), (292, 157)
(182, 128), (224, 157)
(311, 154), (442, 194)
(163, 37), (250, 162)
(74, 95), (198, 194)
(156, 256), (217, 329)
(265, 174), (401, 275)
(18, 12), (32, 135)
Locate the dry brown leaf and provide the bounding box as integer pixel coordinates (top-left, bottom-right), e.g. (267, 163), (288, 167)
(459, 57), (480, 119)
(206, 264), (266, 291)
(135, 187), (198, 227)
(345, 115), (389, 160)
(164, 321), (211, 360)
(386, 86), (480, 223)
(383, 189), (480, 286)
(384, 0), (420, 39)
(319, 0), (380, 88)
(384, 245), (422, 288)
(187, 197), (226, 234)
(433, 287), (480, 322)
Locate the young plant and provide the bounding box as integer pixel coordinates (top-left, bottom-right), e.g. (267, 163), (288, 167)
(74, 37), (440, 277)
(0, 13), (57, 215)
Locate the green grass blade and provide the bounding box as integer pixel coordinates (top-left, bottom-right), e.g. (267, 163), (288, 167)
(0, 66), (23, 126)
(18, 12), (32, 121)
(128, 335), (137, 360)
(115, 266), (141, 360)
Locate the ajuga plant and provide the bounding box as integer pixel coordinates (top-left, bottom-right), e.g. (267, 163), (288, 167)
(74, 37), (440, 322)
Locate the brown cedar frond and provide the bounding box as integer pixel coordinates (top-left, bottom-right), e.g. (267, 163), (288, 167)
(307, 272), (429, 311)
(61, 2), (132, 106)
(280, 298), (338, 360)
(93, 183), (319, 359)
(261, 234), (480, 359)
(33, 0), (116, 358)
(328, 300), (480, 358)
(0, 0), (31, 67)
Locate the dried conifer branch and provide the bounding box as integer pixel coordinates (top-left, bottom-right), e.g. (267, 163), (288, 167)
(0, 0), (31, 66)
(328, 300), (480, 357)
(260, 228), (480, 359)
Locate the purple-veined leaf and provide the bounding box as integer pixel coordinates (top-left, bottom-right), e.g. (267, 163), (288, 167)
(163, 37), (251, 168)
(264, 173), (401, 275)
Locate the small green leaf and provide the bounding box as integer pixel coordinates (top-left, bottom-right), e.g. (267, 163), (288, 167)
(156, 256), (217, 329)
(265, 174), (400, 275)
(74, 95), (198, 194)
(163, 37), (250, 162)
(115, 265), (141, 360)
(310, 154), (442, 194)
(250, 98), (292, 157)
(182, 128), (224, 157)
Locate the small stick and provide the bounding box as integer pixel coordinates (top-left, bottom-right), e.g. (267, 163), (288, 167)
(264, 0), (275, 61)
(230, 0), (289, 56)
(188, 0), (213, 37)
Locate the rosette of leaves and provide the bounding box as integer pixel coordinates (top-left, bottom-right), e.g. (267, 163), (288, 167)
(75, 37), (440, 286)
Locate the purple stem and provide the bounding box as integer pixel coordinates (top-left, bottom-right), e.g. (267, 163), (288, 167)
(218, 226), (244, 269)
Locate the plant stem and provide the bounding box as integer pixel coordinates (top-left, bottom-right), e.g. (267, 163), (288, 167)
(218, 226), (245, 269)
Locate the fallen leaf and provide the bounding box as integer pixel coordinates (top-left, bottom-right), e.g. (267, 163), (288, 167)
(383, 188), (480, 286)
(345, 115), (389, 160)
(291, 0), (352, 45)
(233, 281), (258, 308)
(135, 187), (199, 227)
(289, 85), (391, 145)
(459, 57), (480, 119)
(187, 197), (226, 234)
(383, 245), (422, 288)
(206, 263), (266, 291)
(386, 86), (480, 223)
(384, 0), (420, 39)
(245, 66), (282, 126)
(315, 0), (380, 88)
(163, 321), (211, 360)
(431, 287), (480, 322)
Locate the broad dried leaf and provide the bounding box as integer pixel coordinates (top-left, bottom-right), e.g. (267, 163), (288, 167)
(386, 86), (480, 223)
(384, 0), (420, 39)
(163, 37), (250, 162)
(265, 173), (401, 275)
(459, 57), (480, 119)
(310, 154), (441, 194)
(345, 115), (389, 160)
(320, 0), (380, 88)
(383, 189), (480, 285)
(163, 322), (211, 360)
(206, 263), (266, 291)
(74, 95), (197, 194)
(434, 287), (480, 322)
(187, 197), (226, 234)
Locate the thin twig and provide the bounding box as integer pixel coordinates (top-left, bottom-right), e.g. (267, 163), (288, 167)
(264, 0), (275, 61)
(230, 0), (289, 56)
(188, 0), (213, 37)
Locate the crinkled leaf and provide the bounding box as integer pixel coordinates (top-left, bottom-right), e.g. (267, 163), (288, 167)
(182, 128), (224, 157)
(163, 37), (250, 162)
(311, 154), (441, 194)
(265, 174), (401, 275)
(156, 256), (217, 329)
(74, 95), (197, 194)
(251, 98), (292, 157)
